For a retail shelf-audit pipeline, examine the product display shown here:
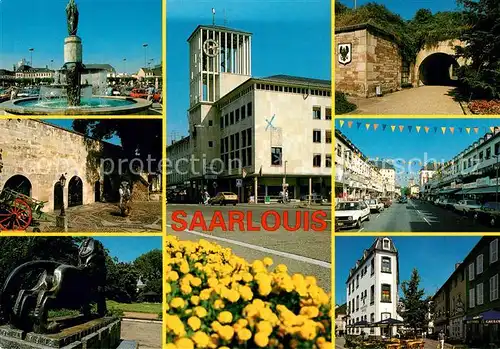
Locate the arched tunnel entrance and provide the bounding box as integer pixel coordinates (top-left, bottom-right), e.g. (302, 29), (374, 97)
(419, 53), (459, 86)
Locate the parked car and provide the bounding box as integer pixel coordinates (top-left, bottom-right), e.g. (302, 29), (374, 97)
(437, 198), (448, 207)
(335, 200), (370, 230)
(444, 198), (458, 210)
(399, 197), (408, 204)
(209, 192), (238, 205)
(367, 199), (384, 212)
(453, 199), (482, 215)
(130, 88), (161, 102)
(474, 202), (500, 227)
(379, 197), (392, 208)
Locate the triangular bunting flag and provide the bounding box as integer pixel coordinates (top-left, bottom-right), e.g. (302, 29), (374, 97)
(382, 124), (387, 131)
(365, 123), (371, 130)
(399, 125), (404, 132)
(391, 125), (396, 132)
(491, 127), (495, 133)
(434, 127), (438, 133)
(441, 127), (446, 134)
(459, 127), (463, 133)
(474, 127), (479, 134)
(416, 126), (421, 133)
(408, 126), (413, 133)
(450, 127), (455, 134)
(374, 124), (379, 131)
(339, 120), (345, 128)
(424, 127), (430, 133)
(348, 121), (353, 128)
(357, 122), (362, 129)
(466, 127), (471, 134)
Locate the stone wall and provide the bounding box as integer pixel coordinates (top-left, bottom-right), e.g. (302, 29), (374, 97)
(335, 29), (368, 96)
(0, 119), (123, 212)
(366, 31), (402, 96)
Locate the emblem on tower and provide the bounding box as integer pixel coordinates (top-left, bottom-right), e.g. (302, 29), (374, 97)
(203, 39), (220, 57)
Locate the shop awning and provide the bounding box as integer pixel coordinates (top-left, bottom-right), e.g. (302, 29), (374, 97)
(466, 186), (500, 195)
(455, 188), (473, 195)
(464, 310), (500, 324)
(438, 188), (461, 194)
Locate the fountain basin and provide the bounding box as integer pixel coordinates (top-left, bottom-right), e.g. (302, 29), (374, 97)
(0, 96), (153, 115)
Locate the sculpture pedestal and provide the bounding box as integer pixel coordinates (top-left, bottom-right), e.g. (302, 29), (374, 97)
(0, 317), (135, 349)
(64, 36), (82, 64)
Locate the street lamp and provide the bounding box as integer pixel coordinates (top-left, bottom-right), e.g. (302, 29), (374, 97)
(29, 48), (34, 66)
(123, 58), (127, 75)
(59, 174), (67, 216)
(142, 43), (149, 67)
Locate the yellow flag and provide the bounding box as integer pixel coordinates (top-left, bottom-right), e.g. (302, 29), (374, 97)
(416, 126), (421, 133)
(339, 120), (345, 128)
(424, 126), (429, 133)
(365, 123), (371, 130)
(399, 125), (404, 132)
(450, 127), (455, 134)
(391, 125), (396, 132)
(466, 127), (471, 134)
(441, 127), (446, 134)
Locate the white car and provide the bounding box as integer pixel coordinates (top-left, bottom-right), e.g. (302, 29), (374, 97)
(367, 199), (384, 212)
(335, 200), (370, 229)
(454, 199), (481, 214)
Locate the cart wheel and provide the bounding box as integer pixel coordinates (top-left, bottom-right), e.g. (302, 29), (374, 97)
(0, 198), (32, 231)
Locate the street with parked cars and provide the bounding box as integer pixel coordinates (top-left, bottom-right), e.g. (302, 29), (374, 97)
(335, 196), (500, 232)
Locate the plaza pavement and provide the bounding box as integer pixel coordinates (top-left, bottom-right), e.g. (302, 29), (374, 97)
(167, 203), (332, 291)
(346, 86), (464, 115)
(335, 337), (452, 349)
(37, 201), (162, 232)
(337, 199), (499, 232)
(121, 318), (161, 349)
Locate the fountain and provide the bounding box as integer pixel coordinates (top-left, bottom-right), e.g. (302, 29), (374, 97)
(0, 0), (153, 115)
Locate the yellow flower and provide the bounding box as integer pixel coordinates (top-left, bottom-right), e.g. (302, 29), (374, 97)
(170, 297), (185, 309)
(275, 264), (288, 273)
(180, 262), (190, 274)
(175, 337), (194, 349)
(167, 271), (179, 281)
(190, 295), (200, 305)
(263, 257), (273, 266)
(300, 306), (320, 318)
(165, 283), (172, 294)
(192, 331), (210, 348)
(194, 306), (207, 318)
(256, 320), (273, 335)
(165, 315), (186, 337)
(242, 272), (253, 282)
(254, 332), (269, 347)
(191, 277), (202, 287)
(217, 311), (233, 324)
(214, 299), (225, 310)
(239, 286), (253, 301)
(181, 283), (193, 295)
(258, 282), (272, 296)
(237, 328), (252, 341)
(187, 316), (201, 331)
(165, 344), (176, 349)
(200, 289), (212, 301)
(217, 325), (234, 342)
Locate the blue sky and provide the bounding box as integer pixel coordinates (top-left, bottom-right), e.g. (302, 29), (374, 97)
(167, 0), (331, 142)
(338, 0), (461, 19)
(335, 236), (482, 305)
(95, 236), (162, 263)
(0, 0), (161, 72)
(45, 119), (121, 145)
(336, 119), (500, 186)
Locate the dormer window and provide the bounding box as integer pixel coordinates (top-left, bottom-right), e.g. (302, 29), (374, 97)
(383, 238), (390, 250)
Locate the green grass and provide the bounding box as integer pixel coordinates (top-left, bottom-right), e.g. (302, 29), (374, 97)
(106, 300), (162, 314)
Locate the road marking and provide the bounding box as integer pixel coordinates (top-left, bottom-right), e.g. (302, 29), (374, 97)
(422, 216), (431, 226)
(166, 224), (331, 269)
(415, 208), (432, 226)
(358, 228), (364, 232)
(376, 214), (381, 219)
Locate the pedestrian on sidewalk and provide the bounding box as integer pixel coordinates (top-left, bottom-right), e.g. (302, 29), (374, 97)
(438, 330), (445, 349)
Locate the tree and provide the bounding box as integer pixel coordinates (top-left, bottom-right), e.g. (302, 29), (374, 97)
(456, 0), (500, 99)
(335, 1), (350, 16)
(134, 249), (162, 296)
(400, 269), (428, 336)
(104, 255), (139, 303)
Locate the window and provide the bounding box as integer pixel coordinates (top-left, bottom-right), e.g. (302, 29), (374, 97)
(325, 107), (332, 120)
(271, 147), (282, 166)
(348, 284), (351, 295)
(313, 106), (321, 120)
(477, 254), (484, 274)
(209, 120), (213, 127)
(326, 154), (332, 168)
(225, 113), (229, 126)
(313, 154), (321, 167)
(370, 285), (375, 305)
(381, 256), (391, 273)
(247, 148), (252, 166)
(241, 105), (246, 120)
(469, 263), (475, 281)
(356, 295), (359, 311)
(491, 239), (499, 264)
(347, 303), (350, 314)
(371, 259), (375, 275)
(356, 274), (359, 288)
(235, 133), (240, 150)
(479, 151), (484, 161)
(247, 102), (252, 117)
(381, 284), (391, 302)
(490, 274), (499, 301)
(247, 129), (252, 146)
(230, 111), (235, 125)
(477, 283), (484, 305)
(208, 141), (214, 148)
(325, 130), (332, 143)
(337, 145), (342, 157)
(486, 147), (492, 160)
(469, 287), (475, 308)
(235, 109), (240, 122)
(313, 130), (321, 143)
(220, 116), (224, 129)
(383, 238), (390, 250)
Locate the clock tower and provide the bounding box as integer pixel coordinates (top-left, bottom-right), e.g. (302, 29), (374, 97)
(186, 25), (252, 187)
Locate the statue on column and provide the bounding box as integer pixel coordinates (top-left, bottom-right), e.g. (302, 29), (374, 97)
(66, 0), (79, 36)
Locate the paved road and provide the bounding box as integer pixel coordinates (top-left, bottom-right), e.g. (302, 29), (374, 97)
(346, 86), (464, 115)
(337, 200), (498, 232)
(121, 319), (161, 349)
(167, 204), (332, 291)
(335, 337), (446, 349)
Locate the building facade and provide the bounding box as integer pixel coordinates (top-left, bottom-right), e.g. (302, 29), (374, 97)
(168, 24), (332, 202)
(166, 136), (192, 191)
(346, 237), (401, 337)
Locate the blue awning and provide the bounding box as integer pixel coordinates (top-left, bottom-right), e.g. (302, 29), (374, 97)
(467, 186), (500, 195)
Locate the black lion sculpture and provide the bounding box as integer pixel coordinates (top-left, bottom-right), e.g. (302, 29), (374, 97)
(0, 238), (107, 333)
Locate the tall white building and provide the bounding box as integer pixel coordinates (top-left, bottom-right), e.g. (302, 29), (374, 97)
(167, 24), (332, 202)
(346, 237), (402, 337)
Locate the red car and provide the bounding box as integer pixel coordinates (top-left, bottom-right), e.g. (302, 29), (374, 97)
(130, 88), (161, 103)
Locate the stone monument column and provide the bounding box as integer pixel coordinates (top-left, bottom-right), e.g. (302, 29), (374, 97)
(64, 0), (83, 106)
